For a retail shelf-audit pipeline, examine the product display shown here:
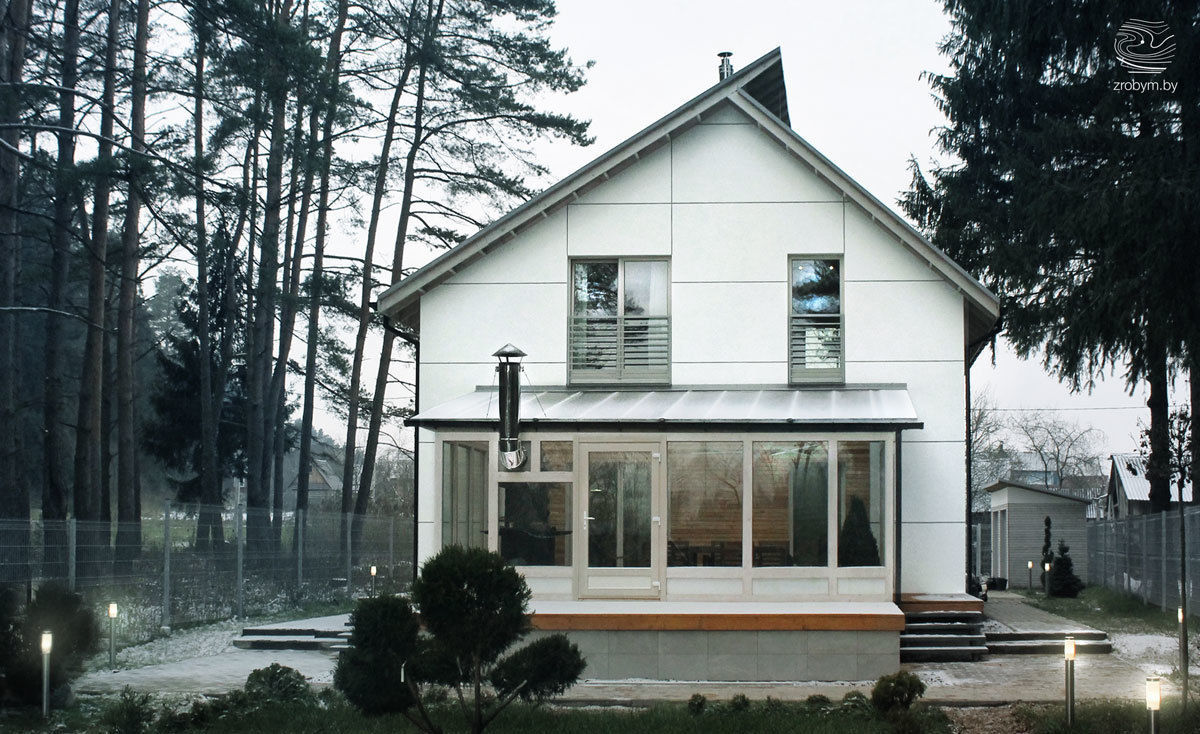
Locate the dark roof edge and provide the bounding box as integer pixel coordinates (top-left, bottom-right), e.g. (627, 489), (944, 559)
(407, 418), (924, 431)
(984, 479), (1092, 503)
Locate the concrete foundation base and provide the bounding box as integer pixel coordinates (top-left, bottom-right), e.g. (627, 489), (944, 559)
(527, 629), (900, 682)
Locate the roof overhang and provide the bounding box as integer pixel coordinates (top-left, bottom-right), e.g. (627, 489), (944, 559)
(407, 386), (923, 431)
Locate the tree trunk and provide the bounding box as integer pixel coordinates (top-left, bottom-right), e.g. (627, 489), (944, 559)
(115, 0), (151, 569)
(1146, 344), (1171, 513)
(42, 0), (82, 577)
(297, 0), (350, 558)
(341, 62), (410, 520)
(0, 0), (33, 582)
(247, 1), (294, 554)
(1191, 352), (1199, 507)
(192, 0), (223, 552)
(73, 0), (123, 578)
(353, 0), (443, 560)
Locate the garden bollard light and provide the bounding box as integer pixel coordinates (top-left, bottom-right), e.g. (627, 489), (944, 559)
(1064, 636), (1075, 727)
(1044, 562), (1051, 594)
(108, 602), (118, 668)
(1146, 676), (1161, 734)
(370, 565), (377, 597)
(1028, 560), (1034, 589)
(41, 630), (52, 718)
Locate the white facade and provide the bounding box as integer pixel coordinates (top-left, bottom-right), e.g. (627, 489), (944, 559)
(387, 50), (998, 608)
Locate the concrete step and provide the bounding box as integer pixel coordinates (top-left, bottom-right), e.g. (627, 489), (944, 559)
(240, 626), (348, 639)
(233, 636), (345, 651)
(905, 622), (983, 634)
(900, 634), (987, 648)
(899, 645), (988, 663)
(905, 610), (984, 623)
(986, 639), (1112, 655)
(985, 630), (1107, 642)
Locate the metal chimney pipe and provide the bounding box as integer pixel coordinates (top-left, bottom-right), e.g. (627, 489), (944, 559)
(493, 344), (526, 469)
(718, 51), (733, 81)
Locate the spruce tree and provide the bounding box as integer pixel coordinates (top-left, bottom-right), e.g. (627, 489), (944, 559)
(838, 497), (881, 567)
(1041, 516), (1054, 587)
(1049, 540), (1084, 598)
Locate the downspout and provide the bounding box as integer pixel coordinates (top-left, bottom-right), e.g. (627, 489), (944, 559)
(373, 304), (420, 587)
(894, 428), (902, 604)
(965, 311), (1003, 591)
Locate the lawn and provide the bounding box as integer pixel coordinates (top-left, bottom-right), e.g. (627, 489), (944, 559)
(1012, 586), (1200, 636)
(1013, 700), (1200, 734)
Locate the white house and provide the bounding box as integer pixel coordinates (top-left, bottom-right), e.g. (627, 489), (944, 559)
(378, 48), (1000, 680)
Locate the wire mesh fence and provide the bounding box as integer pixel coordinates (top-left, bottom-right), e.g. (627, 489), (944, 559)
(1088, 505), (1200, 616)
(0, 503), (413, 647)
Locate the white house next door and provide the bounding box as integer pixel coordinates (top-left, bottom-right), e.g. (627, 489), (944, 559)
(578, 443), (662, 598)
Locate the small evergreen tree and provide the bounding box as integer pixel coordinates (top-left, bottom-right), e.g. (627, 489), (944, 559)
(1048, 540), (1084, 598)
(1040, 516), (1053, 587)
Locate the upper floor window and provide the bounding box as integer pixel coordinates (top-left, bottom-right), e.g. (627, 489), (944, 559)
(789, 257), (843, 383)
(570, 259), (670, 384)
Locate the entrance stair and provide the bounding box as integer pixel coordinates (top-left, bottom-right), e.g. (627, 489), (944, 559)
(900, 610), (988, 663)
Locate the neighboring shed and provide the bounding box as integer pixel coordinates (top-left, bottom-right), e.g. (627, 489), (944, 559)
(987, 479), (1090, 588)
(1107, 453), (1193, 518)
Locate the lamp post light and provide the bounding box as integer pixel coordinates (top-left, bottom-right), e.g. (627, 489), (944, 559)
(40, 630), (52, 718)
(1028, 560), (1034, 590)
(1146, 676), (1161, 734)
(107, 602), (118, 668)
(1180, 606), (1189, 713)
(1044, 562), (1051, 595)
(1064, 636), (1075, 727)
(370, 565), (377, 597)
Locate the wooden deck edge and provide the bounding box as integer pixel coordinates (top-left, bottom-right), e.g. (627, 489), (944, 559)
(531, 613), (905, 632)
(898, 593), (984, 614)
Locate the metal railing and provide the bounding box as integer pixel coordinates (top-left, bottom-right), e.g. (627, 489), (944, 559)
(789, 313), (842, 382)
(0, 503), (412, 646)
(1087, 506), (1200, 615)
(569, 315), (670, 383)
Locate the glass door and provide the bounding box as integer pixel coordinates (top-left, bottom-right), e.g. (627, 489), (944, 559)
(578, 444), (661, 598)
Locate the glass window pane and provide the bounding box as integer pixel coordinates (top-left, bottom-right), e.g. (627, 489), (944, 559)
(497, 440), (531, 472)
(572, 261), (618, 316)
(791, 259), (840, 315)
(623, 260), (669, 316)
(838, 441), (885, 567)
(539, 441), (573, 472)
(499, 482), (572, 566)
(441, 441), (488, 549)
(752, 442), (828, 567)
(667, 442), (742, 567)
(587, 451), (652, 568)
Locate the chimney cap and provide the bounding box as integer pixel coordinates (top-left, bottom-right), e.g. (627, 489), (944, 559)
(717, 51), (734, 81)
(493, 343), (527, 359)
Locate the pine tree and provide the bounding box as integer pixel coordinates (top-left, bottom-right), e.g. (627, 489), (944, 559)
(1049, 540), (1084, 598)
(1040, 516), (1053, 587)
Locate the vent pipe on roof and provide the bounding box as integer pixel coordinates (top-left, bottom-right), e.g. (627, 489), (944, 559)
(718, 51), (733, 80)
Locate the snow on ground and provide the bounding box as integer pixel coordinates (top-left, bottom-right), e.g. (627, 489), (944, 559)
(1110, 632), (1200, 677)
(85, 618), (243, 672)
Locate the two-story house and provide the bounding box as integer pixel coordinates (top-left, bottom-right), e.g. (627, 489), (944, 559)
(377, 48), (1000, 681)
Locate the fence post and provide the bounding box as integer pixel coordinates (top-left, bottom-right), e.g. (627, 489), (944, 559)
(389, 517), (395, 578)
(296, 508), (304, 588)
(66, 518), (76, 591)
(235, 503), (244, 619)
(344, 512), (353, 596)
(161, 501), (171, 631)
(1141, 515), (1148, 604)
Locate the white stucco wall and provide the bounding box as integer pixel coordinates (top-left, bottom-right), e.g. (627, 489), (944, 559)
(416, 101), (970, 594)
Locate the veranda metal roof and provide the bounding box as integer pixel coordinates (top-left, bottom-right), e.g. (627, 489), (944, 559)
(407, 386), (922, 429)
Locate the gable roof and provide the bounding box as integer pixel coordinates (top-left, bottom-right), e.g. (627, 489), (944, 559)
(984, 478), (1092, 503)
(377, 48), (1000, 337)
(1110, 453), (1193, 502)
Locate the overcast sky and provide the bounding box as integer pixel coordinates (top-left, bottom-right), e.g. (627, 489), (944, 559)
(367, 0), (1188, 457)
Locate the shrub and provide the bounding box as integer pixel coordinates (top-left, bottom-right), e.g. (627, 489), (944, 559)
(339, 547), (585, 733)
(839, 690), (872, 714)
(687, 693), (707, 715)
(97, 686), (155, 734)
(871, 670), (926, 713)
(244, 663), (313, 705)
(804, 693), (832, 710)
(0, 583), (98, 705)
(1048, 540), (1084, 598)
(762, 696), (786, 714)
(726, 693), (750, 713)
(334, 595), (421, 717)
